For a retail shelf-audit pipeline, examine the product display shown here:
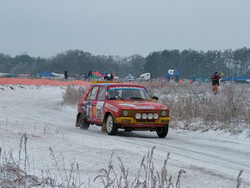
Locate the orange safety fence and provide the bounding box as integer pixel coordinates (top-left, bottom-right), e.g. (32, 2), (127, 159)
(0, 78), (92, 87)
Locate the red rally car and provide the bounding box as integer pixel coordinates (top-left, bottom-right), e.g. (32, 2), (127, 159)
(75, 81), (170, 138)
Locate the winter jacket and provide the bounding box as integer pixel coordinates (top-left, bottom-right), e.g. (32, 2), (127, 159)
(211, 75), (221, 86)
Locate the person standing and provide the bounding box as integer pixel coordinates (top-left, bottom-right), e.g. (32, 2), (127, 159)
(109, 73), (114, 81)
(210, 72), (221, 94)
(104, 74), (108, 80)
(88, 71), (92, 81)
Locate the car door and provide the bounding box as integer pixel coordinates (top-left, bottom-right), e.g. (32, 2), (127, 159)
(84, 86), (99, 123)
(85, 86), (106, 124)
(95, 86), (106, 123)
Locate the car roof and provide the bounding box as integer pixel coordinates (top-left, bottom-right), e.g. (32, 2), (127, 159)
(91, 81), (145, 88)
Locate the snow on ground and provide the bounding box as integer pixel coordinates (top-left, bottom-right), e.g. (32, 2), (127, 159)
(0, 85), (250, 187)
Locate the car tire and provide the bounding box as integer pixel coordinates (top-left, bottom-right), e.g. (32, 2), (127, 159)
(106, 114), (118, 135)
(78, 114), (90, 130)
(156, 124), (169, 138)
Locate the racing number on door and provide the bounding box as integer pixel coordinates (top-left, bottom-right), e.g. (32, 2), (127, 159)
(96, 102), (104, 119)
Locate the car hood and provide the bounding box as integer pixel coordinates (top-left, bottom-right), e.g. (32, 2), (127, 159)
(108, 100), (168, 110)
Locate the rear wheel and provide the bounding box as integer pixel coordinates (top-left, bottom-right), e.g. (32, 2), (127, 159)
(106, 115), (118, 135)
(78, 114), (90, 130)
(156, 124), (169, 138)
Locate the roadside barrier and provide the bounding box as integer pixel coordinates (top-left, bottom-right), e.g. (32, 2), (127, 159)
(0, 78), (91, 86)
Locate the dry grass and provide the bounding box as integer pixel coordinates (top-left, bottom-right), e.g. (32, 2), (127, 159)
(139, 80), (250, 135)
(61, 85), (86, 105)
(94, 146), (185, 188)
(0, 133), (84, 187)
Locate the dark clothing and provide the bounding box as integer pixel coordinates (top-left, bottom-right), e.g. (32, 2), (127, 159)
(108, 73), (114, 81)
(88, 71), (92, 78)
(104, 74), (108, 80)
(211, 74), (221, 86)
(104, 73), (114, 81)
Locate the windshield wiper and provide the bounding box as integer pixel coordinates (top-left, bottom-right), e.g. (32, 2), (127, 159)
(129, 97), (144, 100)
(108, 97), (117, 100)
(109, 96), (122, 100)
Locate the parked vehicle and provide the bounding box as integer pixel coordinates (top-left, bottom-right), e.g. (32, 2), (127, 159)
(125, 72), (135, 81)
(75, 81), (170, 138)
(137, 73), (151, 81)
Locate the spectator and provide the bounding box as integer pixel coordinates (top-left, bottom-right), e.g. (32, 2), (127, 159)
(108, 73), (114, 81)
(88, 71), (92, 81)
(104, 74), (108, 80)
(210, 72), (221, 95)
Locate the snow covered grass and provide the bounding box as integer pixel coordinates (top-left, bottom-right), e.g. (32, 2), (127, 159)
(94, 147), (186, 188)
(61, 85), (86, 106)
(139, 80), (250, 136)
(0, 135), (186, 188)
(0, 134), (244, 188)
(95, 147), (186, 188)
(0, 133), (83, 187)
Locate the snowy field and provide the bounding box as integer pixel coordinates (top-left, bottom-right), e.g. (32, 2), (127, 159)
(0, 85), (250, 187)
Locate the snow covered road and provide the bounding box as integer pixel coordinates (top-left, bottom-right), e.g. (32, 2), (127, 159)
(0, 85), (249, 187)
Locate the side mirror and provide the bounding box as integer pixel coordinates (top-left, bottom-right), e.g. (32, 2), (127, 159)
(152, 96), (158, 100)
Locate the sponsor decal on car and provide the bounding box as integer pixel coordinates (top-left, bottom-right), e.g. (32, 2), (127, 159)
(96, 102), (104, 119)
(161, 106), (168, 110)
(119, 103), (137, 108)
(135, 106), (155, 109)
(105, 103), (118, 113)
(82, 100), (94, 120)
(119, 103), (155, 109)
(108, 86), (146, 91)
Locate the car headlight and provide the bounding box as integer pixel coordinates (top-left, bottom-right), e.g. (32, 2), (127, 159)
(154, 113), (159, 119)
(161, 111), (167, 116)
(135, 113), (141, 119)
(122, 110), (129, 116)
(148, 113), (153, 119)
(142, 113), (147, 119)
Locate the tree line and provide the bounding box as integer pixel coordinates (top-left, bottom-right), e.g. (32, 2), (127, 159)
(0, 47), (249, 79)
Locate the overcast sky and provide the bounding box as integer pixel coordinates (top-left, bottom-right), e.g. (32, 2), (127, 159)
(0, 0), (250, 58)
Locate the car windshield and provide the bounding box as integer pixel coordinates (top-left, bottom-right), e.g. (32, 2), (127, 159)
(107, 86), (152, 100)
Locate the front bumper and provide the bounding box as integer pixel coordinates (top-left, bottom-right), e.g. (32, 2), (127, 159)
(115, 117), (170, 127)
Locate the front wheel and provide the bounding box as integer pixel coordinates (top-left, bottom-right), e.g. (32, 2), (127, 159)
(156, 124), (169, 138)
(78, 114), (90, 130)
(106, 115), (118, 135)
